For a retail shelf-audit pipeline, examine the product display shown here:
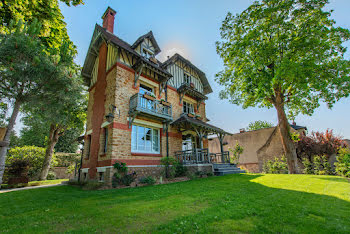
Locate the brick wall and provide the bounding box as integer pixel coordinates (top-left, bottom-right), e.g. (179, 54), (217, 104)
(83, 58), (209, 179)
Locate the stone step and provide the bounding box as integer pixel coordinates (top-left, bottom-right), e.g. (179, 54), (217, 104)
(215, 170), (246, 176)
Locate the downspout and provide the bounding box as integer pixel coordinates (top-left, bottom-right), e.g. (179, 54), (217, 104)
(78, 141), (84, 183)
(165, 81), (169, 177)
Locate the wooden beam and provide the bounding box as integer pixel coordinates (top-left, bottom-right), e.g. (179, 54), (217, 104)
(134, 63), (145, 87)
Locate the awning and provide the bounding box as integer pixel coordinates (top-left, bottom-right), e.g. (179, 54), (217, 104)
(171, 114), (231, 136)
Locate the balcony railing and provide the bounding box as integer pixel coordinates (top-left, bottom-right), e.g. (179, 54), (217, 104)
(129, 93), (173, 121)
(210, 151), (230, 164)
(175, 149), (231, 165)
(175, 148), (211, 164)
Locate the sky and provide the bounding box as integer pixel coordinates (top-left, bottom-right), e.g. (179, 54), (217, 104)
(54, 0), (350, 139)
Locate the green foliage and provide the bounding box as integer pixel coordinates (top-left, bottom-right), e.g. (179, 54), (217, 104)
(6, 146), (57, 179)
(216, 0), (350, 117)
(0, 0), (83, 52)
(335, 148), (350, 178)
(6, 158), (29, 178)
(247, 120), (274, 131)
(313, 155), (333, 175)
(0, 101), (7, 127)
(120, 173), (136, 186)
(160, 157), (186, 178)
(302, 158), (314, 174)
(139, 176), (156, 185)
(113, 161), (128, 174)
(207, 172), (214, 177)
(228, 142), (244, 164)
(263, 156), (288, 174)
(46, 171), (56, 180)
(55, 153), (80, 167)
(290, 131), (301, 143)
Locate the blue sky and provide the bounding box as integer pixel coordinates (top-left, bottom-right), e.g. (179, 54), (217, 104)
(59, 0), (350, 139)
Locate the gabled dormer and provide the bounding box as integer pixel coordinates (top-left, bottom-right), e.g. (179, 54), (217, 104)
(131, 31), (161, 60)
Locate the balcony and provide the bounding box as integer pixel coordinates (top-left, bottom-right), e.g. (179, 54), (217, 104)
(129, 93), (173, 122)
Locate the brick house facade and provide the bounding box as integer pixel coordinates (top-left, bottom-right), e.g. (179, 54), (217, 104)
(80, 7), (230, 184)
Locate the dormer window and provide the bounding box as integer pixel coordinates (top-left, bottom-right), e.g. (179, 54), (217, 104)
(184, 73), (191, 84)
(142, 48), (154, 59)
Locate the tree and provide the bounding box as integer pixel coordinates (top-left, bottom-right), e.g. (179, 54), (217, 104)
(296, 129), (344, 161)
(20, 117), (84, 153)
(0, 0), (83, 51)
(247, 120), (274, 131)
(23, 59), (86, 180)
(0, 20), (60, 186)
(216, 0), (350, 173)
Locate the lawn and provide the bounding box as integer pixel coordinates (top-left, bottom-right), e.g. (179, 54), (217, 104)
(0, 179), (68, 190)
(0, 174), (349, 233)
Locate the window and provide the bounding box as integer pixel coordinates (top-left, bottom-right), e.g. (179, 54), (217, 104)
(139, 83), (153, 95)
(142, 48), (153, 59)
(183, 101), (194, 114)
(131, 125), (160, 153)
(98, 172), (104, 182)
(86, 135), (91, 159)
(184, 73), (191, 84)
(103, 127), (108, 154)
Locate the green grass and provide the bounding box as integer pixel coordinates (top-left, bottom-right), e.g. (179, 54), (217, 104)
(1, 179), (68, 189)
(28, 179), (68, 187)
(0, 174), (349, 233)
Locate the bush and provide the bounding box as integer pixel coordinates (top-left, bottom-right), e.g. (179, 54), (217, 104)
(83, 181), (104, 190)
(174, 161), (187, 177)
(46, 171), (56, 180)
(139, 176), (156, 185)
(207, 172), (214, 177)
(262, 156), (288, 174)
(302, 158), (314, 174)
(120, 172), (136, 186)
(6, 158), (30, 185)
(313, 155), (333, 175)
(335, 148), (350, 178)
(6, 146), (57, 180)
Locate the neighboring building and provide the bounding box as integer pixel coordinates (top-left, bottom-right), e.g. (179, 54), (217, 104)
(80, 7), (230, 183)
(209, 124), (307, 173)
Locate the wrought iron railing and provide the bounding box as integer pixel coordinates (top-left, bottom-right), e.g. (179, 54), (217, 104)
(210, 151), (230, 164)
(175, 148), (211, 164)
(129, 93), (172, 120)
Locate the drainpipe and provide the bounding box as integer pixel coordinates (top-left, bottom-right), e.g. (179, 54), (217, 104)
(77, 141), (84, 183)
(165, 81), (169, 176)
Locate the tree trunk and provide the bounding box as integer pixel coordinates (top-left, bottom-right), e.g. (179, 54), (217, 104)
(39, 124), (60, 181)
(0, 100), (21, 187)
(274, 101), (299, 174)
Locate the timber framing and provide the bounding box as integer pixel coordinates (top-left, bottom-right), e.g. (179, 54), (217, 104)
(177, 83), (208, 103)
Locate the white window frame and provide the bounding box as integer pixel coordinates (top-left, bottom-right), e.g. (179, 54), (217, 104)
(131, 124), (160, 154)
(183, 101), (195, 114)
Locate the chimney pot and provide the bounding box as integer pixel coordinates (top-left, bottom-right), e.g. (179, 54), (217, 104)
(102, 7), (117, 33)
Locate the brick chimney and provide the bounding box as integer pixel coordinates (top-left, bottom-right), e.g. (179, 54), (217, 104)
(102, 7), (117, 33)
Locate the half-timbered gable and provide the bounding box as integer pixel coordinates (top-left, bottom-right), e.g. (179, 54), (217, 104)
(162, 53), (213, 95)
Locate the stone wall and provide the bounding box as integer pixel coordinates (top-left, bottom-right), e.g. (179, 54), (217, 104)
(52, 167), (75, 179)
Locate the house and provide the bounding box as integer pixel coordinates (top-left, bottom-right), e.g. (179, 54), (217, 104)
(80, 7), (232, 183)
(208, 124), (307, 173)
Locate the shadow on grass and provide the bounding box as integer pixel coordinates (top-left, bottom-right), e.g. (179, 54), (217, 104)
(0, 174), (349, 233)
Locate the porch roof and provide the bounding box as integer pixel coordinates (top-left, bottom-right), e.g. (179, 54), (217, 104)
(171, 114), (231, 136)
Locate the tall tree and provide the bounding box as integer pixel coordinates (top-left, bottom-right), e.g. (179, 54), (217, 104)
(0, 0), (83, 51)
(23, 58), (86, 180)
(216, 0), (350, 173)
(0, 20), (61, 186)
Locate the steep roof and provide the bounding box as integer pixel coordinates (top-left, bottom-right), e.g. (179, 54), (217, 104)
(131, 31), (161, 55)
(290, 124), (307, 131)
(161, 53), (213, 95)
(81, 24), (171, 86)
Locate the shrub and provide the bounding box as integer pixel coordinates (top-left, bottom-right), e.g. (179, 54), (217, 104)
(228, 141), (244, 164)
(6, 146), (57, 180)
(302, 158), (314, 174)
(113, 161), (128, 174)
(160, 157), (177, 178)
(313, 155), (333, 175)
(207, 172), (214, 177)
(46, 171), (56, 180)
(335, 148), (350, 178)
(262, 156), (288, 174)
(120, 172), (136, 186)
(174, 161), (187, 177)
(83, 181), (105, 190)
(139, 176), (156, 185)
